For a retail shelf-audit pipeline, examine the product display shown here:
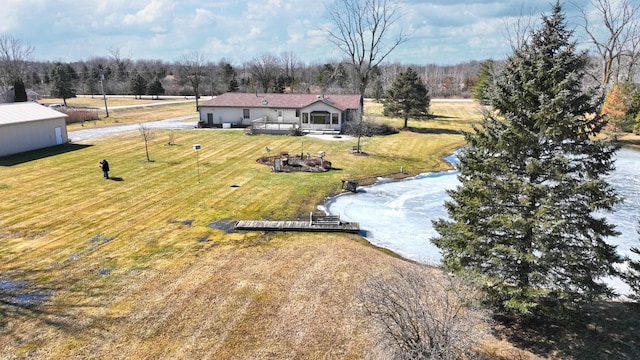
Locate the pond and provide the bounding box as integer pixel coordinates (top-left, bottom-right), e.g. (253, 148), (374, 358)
(324, 147), (640, 296)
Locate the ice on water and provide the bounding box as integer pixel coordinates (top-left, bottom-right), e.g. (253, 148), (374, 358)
(325, 148), (640, 296)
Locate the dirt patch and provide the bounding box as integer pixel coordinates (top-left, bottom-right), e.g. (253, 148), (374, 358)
(346, 172), (413, 187)
(616, 133), (640, 150)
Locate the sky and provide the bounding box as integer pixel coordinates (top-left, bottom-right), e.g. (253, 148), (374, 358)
(2, 0), (597, 66)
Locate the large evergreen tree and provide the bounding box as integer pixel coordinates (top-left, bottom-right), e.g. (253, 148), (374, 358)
(49, 62), (76, 106)
(383, 67), (430, 128)
(432, 2), (622, 315)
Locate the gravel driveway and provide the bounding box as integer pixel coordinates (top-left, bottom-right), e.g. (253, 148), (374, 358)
(68, 115), (199, 142)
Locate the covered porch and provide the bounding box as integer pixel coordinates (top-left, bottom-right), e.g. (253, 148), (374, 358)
(300, 110), (340, 132)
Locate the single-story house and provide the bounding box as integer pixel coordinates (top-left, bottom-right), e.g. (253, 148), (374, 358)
(0, 102), (69, 157)
(197, 93), (363, 134)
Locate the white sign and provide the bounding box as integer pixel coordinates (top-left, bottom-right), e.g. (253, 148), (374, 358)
(193, 144), (201, 150)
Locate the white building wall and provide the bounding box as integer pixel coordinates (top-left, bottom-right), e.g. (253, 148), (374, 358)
(0, 118), (68, 157)
(199, 107), (300, 126)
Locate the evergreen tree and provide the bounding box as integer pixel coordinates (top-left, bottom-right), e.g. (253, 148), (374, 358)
(334, 63), (349, 88)
(273, 74), (286, 93)
(227, 77), (239, 93)
(129, 71), (148, 99)
(317, 63), (335, 91)
(146, 78), (164, 100)
(472, 59), (495, 104)
(624, 84), (640, 134)
(80, 64), (98, 96)
(89, 66), (101, 97)
(219, 63), (238, 92)
(372, 78), (384, 102)
(383, 67), (430, 128)
(13, 79), (27, 102)
(602, 83), (629, 119)
(601, 82), (634, 135)
(49, 62), (76, 106)
(432, 2), (622, 315)
(626, 243), (640, 303)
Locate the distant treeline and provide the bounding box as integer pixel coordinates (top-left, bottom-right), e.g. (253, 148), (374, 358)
(22, 55), (491, 99)
(23, 52), (626, 102)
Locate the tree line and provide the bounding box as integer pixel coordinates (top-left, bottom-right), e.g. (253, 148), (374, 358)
(1, 47), (484, 102)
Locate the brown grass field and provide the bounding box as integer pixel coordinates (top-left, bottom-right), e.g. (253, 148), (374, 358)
(0, 99), (638, 359)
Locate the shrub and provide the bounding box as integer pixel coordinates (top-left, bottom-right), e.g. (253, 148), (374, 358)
(59, 108), (101, 124)
(342, 120), (398, 137)
(358, 264), (490, 359)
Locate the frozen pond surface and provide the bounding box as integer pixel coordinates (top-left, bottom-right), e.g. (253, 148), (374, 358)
(325, 148), (640, 296)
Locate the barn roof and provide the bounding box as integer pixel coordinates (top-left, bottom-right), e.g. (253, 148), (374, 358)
(0, 102), (68, 126)
(199, 93), (362, 111)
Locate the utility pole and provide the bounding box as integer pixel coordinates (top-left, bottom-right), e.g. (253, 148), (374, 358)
(99, 70), (109, 118)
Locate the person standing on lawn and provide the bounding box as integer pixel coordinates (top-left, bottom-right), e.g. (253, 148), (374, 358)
(100, 159), (110, 179)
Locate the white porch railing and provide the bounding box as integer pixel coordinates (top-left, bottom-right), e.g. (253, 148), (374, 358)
(251, 116), (298, 131)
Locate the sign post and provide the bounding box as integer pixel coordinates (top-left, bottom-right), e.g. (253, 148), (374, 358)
(193, 144), (201, 183)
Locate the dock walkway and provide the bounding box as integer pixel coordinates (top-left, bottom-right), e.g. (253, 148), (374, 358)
(234, 214), (359, 233)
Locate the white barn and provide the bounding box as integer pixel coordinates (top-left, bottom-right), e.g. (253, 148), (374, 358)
(0, 102), (69, 157)
(197, 93), (363, 134)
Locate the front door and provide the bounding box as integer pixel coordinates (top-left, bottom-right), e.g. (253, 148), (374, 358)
(55, 127), (63, 144)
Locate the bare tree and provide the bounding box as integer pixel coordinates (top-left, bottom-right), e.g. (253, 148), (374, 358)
(578, 0), (640, 88)
(502, 5), (538, 52)
(0, 35), (34, 102)
(109, 47), (132, 95)
(358, 264), (490, 359)
(248, 53), (282, 93)
(138, 123), (155, 162)
(621, 13), (640, 82)
(280, 51), (300, 91)
(343, 114), (374, 153)
(179, 51), (208, 109)
(326, 0), (409, 97)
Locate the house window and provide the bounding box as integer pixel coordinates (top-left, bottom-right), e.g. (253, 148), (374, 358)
(243, 109), (250, 119)
(295, 109), (300, 117)
(332, 113), (339, 125)
(302, 113), (309, 124)
(311, 113), (329, 124)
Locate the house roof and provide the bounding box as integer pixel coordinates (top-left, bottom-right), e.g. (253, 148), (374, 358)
(200, 93), (362, 111)
(0, 102), (68, 126)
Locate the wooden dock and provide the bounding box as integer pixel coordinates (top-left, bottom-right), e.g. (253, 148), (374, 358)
(234, 214), (359, 233)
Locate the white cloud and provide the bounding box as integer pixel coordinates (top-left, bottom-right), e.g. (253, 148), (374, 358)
(1, 0), (604, 65)
(122, 0), (174, 27)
